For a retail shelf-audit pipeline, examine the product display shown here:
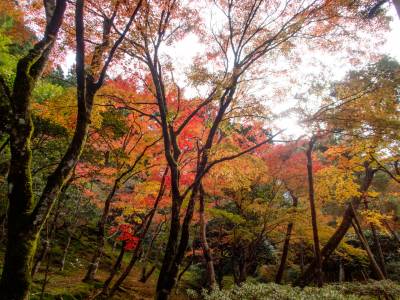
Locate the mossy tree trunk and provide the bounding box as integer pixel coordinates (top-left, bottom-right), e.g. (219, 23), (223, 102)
(0, 0), (142, 298)
(0, 1), (67, 299)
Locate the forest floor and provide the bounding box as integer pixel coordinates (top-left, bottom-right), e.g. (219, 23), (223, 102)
(31, 265), (190, 299)
(27, 232), (191, 300)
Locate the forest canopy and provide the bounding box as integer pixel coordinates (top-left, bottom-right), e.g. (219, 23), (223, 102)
(0, 1), (400, 300)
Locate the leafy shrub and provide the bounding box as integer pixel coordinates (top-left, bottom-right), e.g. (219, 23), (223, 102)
(330, 280), (400, 299)
(188, 280), (400, 300)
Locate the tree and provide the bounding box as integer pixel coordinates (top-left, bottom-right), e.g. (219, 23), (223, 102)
(305, 136), (323, 287)
(119, 0), (386, 297)
(0, 0), (142, 298)
(297, 57), (400, 285)
(0, 1), (67, 298)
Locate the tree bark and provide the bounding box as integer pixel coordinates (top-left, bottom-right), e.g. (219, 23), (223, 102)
(83, 181), (119, 282)
(84, 138), (159, 282)
(383, 219), (400, 245)
(107, 247), (141, 297)
(32, 196), (63, 277)
(140, 265), (156, 283)
(339, 260), (345, 282)
(295, 164), (375, 287)
(101, 242), (126, 295)
(363, 199), (387, 277)
(139, 221), (165, 282)
(0, 0), (141, 297)
(101, 169), (167, 298)
(32, 230), (51, 277)
(275, 193), (298, 284)
(305, 137), (323, 287)
(199, 184), (217, 290)
(350, 203), (386, 280)
(0, 2), (67, 299)
(60, 233), (71, 271)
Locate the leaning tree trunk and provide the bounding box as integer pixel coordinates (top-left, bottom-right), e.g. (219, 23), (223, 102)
(295, 164), (375, 287)
(199, 184), (217, 290)
(100, 242), (126, 296)
(275, 193), (298, 284)
(156, 185), (199, 300)
(305, 137), (323, 287)
(383, 219), (400, 245)
(32, 195), (64, 277)
(351, 217), (385, 280)
(363, 199), (387, 277)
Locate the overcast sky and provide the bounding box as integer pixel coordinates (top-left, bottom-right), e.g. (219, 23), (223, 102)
(61, 4), (400, 139)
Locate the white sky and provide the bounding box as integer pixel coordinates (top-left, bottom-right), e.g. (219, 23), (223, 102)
(158, 5), (400, 139)
(62, 4), (400, 139)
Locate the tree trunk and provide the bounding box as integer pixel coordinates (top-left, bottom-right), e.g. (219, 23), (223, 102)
(108, 248), (141, 297)
(60, 234), (71, 272)
(32, 238), (50, 277)
(363, 199), (387, 277)
(177, 251), (194, 284)
(275, 222), (293, 284)
(370, 221), (387, 277)
(351, 205), (385, 280)
(339, 260), (345, 282)
(83, 181), (118, 282)
(238, 259), (247, 284)
(33, 197), (62, 277)
(383, 220), (400, 244)
(0, 213), (6, 244)
(306, 137), (323, 287)
(300, 244), (304, 275)
(103, 169), (167, 298)
(140, 265), (156, 283)
(351, 221), (385, 280)
(275, 193), (298, 284)
(199, 185), (217, 290)
(0, 2), (67, 299)
(295, 164), (375, 287)
(139, 221), (165, 282)
(156, 184), (201, 300)
(39, 248), (52, 300)
(232, 255), (240, 285)
(0, 225), (39, 300)
(101, 242), (126, 295)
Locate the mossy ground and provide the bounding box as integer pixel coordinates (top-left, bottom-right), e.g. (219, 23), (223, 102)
(28, 238), (190, 300)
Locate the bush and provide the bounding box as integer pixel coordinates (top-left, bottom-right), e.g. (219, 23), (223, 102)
(330, 280), (400, 299)
(188, 280), (400, 300)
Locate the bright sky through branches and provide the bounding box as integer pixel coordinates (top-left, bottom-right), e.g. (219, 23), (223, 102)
(62, 4), (400, 139)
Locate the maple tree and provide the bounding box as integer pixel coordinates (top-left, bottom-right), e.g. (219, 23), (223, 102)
(0, 0), (143, 298)
(0, 1), (399, 300)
